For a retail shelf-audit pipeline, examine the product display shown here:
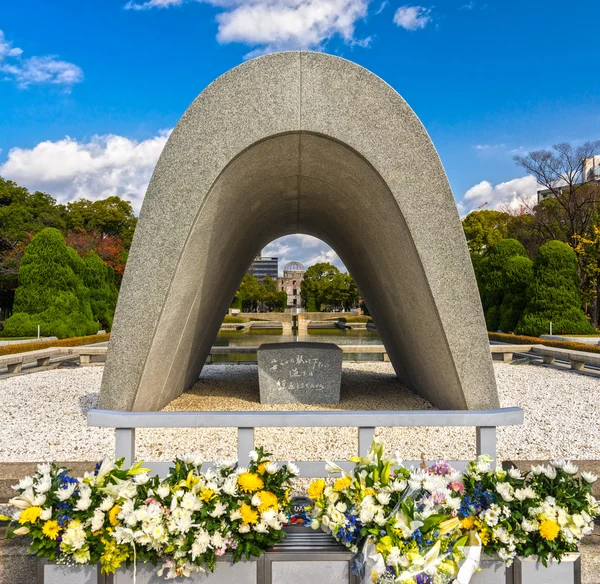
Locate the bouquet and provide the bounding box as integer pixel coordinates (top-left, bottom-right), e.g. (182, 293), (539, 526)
(4, 448), (298, 579)
(308, 439), (478, 584)
(461, 456), (599, 566)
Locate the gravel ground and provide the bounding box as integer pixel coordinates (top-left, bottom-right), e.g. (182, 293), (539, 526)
(0, 362), (598, 465)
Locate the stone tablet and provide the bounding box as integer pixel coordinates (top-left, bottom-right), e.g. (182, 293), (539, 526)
(257, 342), (342, 404)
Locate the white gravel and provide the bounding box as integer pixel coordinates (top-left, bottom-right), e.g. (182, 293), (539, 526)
(0, 362), (598, 464)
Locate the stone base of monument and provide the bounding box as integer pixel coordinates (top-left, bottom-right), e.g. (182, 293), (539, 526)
(512, 553), (581, 584)
(471, 554), (511, 583)
(257, 342), (343, 404)
(39, 562), (98, 584)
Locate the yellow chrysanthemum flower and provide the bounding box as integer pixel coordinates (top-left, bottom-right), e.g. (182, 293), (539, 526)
(240, 502), (259, 524)
(308, 479), (326, 500)
(539, 519), (560, 541)
(108, 505), (121, 527)
(257, 491), (278, 512)
(333, 477), (352, 492)
(460, 516), (475, 530)
(42, 520), (60, 540)
(257, 463), (268, 475)
(18, 506), (42, 524)
(200, 488), (215, 502)
(238, 472), (264, 493)
(362, 488), (376, 497)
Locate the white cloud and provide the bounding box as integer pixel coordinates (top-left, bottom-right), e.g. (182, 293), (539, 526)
(393, 5), (431, 31)
(263, 234), (345, 274)
(460, 175), (540, 214)
(0, 30), (83, 89)
(125, 0), (370, 55)
(0, 131), (171, 212)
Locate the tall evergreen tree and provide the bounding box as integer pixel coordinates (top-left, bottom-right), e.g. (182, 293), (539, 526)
(516, 241), (594, 336)
(82, 252), (118, 329)
(2, 228), (99, 338)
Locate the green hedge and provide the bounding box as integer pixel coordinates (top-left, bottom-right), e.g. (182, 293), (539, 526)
(338, 315), (373, 323)
(0, 333), (110, 357)
(488, 332), (600, 355)
(223, 315), (247, 323)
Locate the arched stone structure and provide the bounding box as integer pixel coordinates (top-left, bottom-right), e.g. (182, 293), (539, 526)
(100, 51), (498, 412)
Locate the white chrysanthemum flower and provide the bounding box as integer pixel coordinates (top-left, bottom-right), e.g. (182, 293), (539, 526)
(36, 475), (52, 494)
(287, 462), (300, 475)
(156, 484), (170, 499)
(249, 450), (259, 462)
(210, 502), (226, 518)
(37, 464), (51, 476)
(55, 483), (77, 501)
(254, 522), (269, 533)
(14, 476), (34, 491)
(311, 518), (320, 530)
(134, 473), (150, 485)
(265, 462), (278, 474)
(181, 453), (203, 467)
(392, 479), (407, 492)
(531, 465), (544, 475)
(230, 509), (242, 521)
(550, 459), (565, 470)
(238, 523), (251, 533)
(563, 461), (578, 475)
(75, 497), (92, 511)
(376, 492), (391, 505)
(543, 466), (557, 480)
(582, 471), (598, 484)
(99, 496), (115, 512)
(251, 494), (262, 507)
(91, 509), (105, 532)
(508, 468), (522, 480)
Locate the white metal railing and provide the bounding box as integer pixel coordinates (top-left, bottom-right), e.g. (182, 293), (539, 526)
(87, 408), (524, 477)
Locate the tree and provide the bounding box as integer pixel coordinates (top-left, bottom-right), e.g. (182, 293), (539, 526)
(65, 196), (137, 247)
(301, 262), (341, 310)
(514, 141), (600, 247)
(2, 228), (99, 338)
(462, 210), (510, 254)
(65, 231), (128, 284)
(0, 178), (66, 315)
(474, 239), (533, 331)
(236, 273), (261, 312)
(516, 241), (594, 336)
(82, 252), (118, 329)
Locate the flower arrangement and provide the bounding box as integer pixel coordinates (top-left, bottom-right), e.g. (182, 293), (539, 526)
(4, 448), (297, 579)
(308, 439), (476, 584)
(461, 456), (599, 566)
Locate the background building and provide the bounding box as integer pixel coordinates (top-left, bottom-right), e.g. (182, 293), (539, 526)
(537, 156), (600, 203)
(278, 261), (305, 308)
(248, 255), (278, 282)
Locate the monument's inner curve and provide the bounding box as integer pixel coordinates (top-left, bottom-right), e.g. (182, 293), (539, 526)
(100, 51), (498, 413)
(136, 132), (465, 411)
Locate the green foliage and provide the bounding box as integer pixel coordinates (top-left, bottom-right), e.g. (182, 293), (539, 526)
(2, 229), (99, 338)
(301, 262), (360, 311)
(516, 241), (594, 336)
(475, 239), (532, 331)
(82, 252), (118, 329)
(65, 196), (137, 247)
(462, 210), (510, 254)
(223, 314), (246, 323)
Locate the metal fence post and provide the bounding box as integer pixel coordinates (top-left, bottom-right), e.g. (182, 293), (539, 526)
(476, 426), (497, 468)
(115, 428), (135, 467)
(238, 427), (255, 467)
(358, 427), (375, 457)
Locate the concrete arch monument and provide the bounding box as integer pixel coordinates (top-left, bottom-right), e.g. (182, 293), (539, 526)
(100, 51), (499, 412)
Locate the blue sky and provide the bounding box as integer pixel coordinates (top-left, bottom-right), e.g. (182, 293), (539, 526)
(1, 0), (598, 271)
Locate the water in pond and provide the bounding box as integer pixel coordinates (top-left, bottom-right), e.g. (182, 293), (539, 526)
(213, 328), (383, 361)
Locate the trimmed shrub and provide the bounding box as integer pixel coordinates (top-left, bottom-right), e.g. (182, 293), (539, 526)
(2, 229), (99, 339)
(82, 252), (118, 329)
(223, 315), (247, 323)
(338, 315), (373, 323)
(516, 241), (594, 336)
(475, 239), (532, 331)
(0, 333), (110, 357)
(488, 332), (600, 355)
